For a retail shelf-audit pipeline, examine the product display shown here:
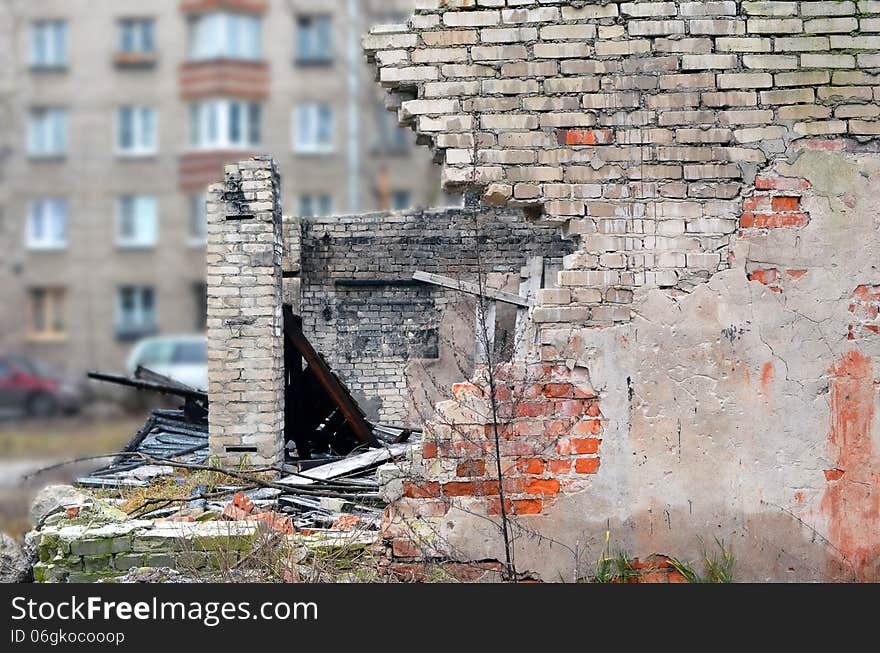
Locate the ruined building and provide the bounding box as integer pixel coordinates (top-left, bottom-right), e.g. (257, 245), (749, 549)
(0, 0), (436, 381)
(208, 0), (880, 582)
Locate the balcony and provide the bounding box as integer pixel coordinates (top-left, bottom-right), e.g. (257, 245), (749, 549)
(114, 51), (158, 70)
(180, 0), (267, 14)
(179, 60), (269, 101)
(179, 150), (260, 191)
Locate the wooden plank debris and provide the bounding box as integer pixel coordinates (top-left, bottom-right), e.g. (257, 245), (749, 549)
(280, 444), (409, 487)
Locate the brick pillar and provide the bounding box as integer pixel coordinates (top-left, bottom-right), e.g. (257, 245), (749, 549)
(206, 156), (285, 469)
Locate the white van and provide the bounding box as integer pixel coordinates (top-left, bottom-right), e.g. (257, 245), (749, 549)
(126, 335), (208, 391)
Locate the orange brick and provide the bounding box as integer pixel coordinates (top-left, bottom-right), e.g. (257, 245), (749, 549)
(575, 458), (601, 474)
(513, 499), (543, 515)
(525, 478), (561, 496)
(771, 196), (800, 212)
(517, 458), (545, 475)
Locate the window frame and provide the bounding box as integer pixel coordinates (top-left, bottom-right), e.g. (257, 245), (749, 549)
(292, 103), (335, 154)
(118, 17), (155, 54)
(27, 287), (67, 341)
(26, 198), (68, 251)
(116, 195), (158, 249)
(116, 106), (158, 157)
(116, 285), (157, 339)
(188, 12), (262, 62)
(295, 14), (333, 65)
(29, 20), (67, 69)
(27, 107), (68, 158)
(189, 99), (261, 150)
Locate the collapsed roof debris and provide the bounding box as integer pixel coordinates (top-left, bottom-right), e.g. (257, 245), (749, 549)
(77, 326), (417, 534)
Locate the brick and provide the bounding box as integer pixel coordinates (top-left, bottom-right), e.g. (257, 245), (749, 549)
(775, 71), (831, 86)
(774, 36), (830, 51)
(628, 20), (686, 36)
(802, 1), (856, 16)
(743, 2), (799, 16)
(716, 37), (772, 52)
(804, 17), (858, 33)
(540, 24), (598, 40)
(689, 19), (747, 35)
(800, 54), (856, 68)
(740, 212), (810, 228)
(525, 478), (561, 496)
(702, 91), (759, 107)
(718, 72), (773, 88)
(557, 129), (614, 146)
(621, 2), (677, 17)
(682, 54), (738, 70)
(760, 88), (815, 104)
(574, 458), (601, 474)
(748, 18), (803, 33)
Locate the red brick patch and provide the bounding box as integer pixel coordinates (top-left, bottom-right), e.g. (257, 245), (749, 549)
(557, 128), (614, 146)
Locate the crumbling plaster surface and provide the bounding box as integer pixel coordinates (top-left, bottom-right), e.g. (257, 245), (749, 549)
(361, 0), (880, 581)
(396, 147), (880, 582)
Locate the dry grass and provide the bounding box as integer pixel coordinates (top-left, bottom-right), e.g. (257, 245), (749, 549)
(108, 468), (241, 516)
(0, 417), (141, 540)
(0, 417), (141, 459)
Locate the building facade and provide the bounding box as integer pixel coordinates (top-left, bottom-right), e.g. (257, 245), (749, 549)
(0, 0), (437, 384)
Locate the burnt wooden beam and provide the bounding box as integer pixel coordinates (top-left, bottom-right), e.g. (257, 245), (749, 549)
(412, 270), (533, 308)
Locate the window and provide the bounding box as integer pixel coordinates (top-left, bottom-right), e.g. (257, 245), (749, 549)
(117, 196), (158, 248)
(27, 288), (66, 340)
(118, 18), (155, 53)
(298, 194), (333, 218)
(375, 103), (409, 152)
(296, 15), (332, 64)
(28, 108), (67, 157)
(392, 191), (412, 211)
(189, 100), (261, 149)
(117, 107), (157, 156)
(189, 194), (207, 245)
(293, 104), (334, 153)
(30, 20), (67, 68)
(189, 13), (261, 61)
(117, 286), (156, 338)
(27, 199), (67, 250)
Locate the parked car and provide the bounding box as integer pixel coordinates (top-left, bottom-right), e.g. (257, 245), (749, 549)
(0, 355), (82, 417)
(126, 335), (208, 391)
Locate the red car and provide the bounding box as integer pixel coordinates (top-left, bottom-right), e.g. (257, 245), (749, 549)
(0, 355), (81, 417)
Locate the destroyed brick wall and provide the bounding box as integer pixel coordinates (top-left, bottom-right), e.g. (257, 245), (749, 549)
(206, 157), (285, 468)
(289, 207), (574, 425)
(364, 1), (880, 581)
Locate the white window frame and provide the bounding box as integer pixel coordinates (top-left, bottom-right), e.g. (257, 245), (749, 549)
(30, 20), (67, 68)
(116, 106), (157, 157)
(188, 99), (261, 150)
(26, 199), (67, 251)
(116, 286), (156, 336)
(116, 196), (158, 249)
(27, 108), (67, 158)
(118, 18), (155, 54)
(188, 12), (262, 61)
(293, 104), (335, 154)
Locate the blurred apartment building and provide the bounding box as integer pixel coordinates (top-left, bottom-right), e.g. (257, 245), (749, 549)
(0, 0), (438, 384)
